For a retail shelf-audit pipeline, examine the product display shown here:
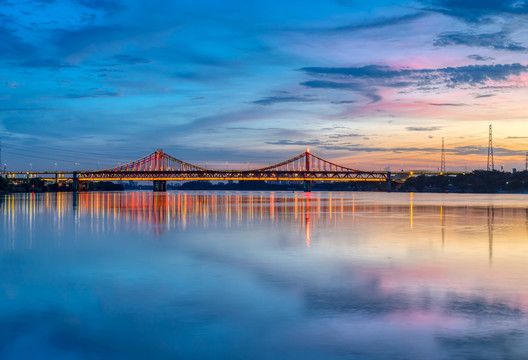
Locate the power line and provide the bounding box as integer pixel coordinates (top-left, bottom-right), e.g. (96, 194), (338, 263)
(0, 149), (116, 168)
(1, 140), (146, 159)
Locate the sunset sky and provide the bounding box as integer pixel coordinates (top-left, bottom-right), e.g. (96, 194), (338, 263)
(1, 0), (528, 171)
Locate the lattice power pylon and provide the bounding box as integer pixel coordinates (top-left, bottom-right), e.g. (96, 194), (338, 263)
(440, 137), (446, 173)
(487, 125), (494, 171)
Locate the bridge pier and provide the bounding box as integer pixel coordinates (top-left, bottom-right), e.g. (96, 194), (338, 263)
(72, 172), (89, 191)
(304, 180), (311, 192)
(153, 180), (167, 192)
(387, 171), (391, 192)
(73, 171), (78, 191)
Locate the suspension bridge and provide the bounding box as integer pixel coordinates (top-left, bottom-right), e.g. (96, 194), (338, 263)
(0, 149), (460, 192)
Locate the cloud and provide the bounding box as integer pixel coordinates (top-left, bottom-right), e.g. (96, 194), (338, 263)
(434, 31), (527, 52)
(330, 100), (355, 104)
(227, 127), (281, 131)
(332, 12), (427, 32)
(301, 65), (402, 78)
(108, 54), (152, 65)
(263, 141), (451, 154)
(321, 126), (350, 130)
(428, 103), (467, 106)
(53, 25), (128, 57)
(468, 54), (494, 61)
(475, 94), (495, 98)
(301, 80), (362, 89)
(406, 126), (442, 131)
(266, 139), (321, 146)
(252, 95), (316, 105)
(64, 88), (120, 99)
(422, 0), (528, 23)
(76, 0), (124, 17)
(300, 80), (381, 103)
(318, 144), (361, 151)
(328, 133), (362, 138)
(0, 25), (35, 59)
(0, 107), (56, 112)
(16, 58), (76, 70)
(451, 145), (522, 156)
(86, 68), (124, 73)
(300, 63), (528, 89)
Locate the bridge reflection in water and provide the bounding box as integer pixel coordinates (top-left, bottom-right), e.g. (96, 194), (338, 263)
(2, 191), (528, 262)
(2, 191), (338, 245)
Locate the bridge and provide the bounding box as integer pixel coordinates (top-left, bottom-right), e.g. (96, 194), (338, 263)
(0, 149), (460, 192)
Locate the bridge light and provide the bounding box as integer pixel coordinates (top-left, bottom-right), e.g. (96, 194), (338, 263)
(306, 147), (310, 153)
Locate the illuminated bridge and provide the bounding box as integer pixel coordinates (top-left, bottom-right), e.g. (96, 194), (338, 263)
(0, 149), (459, 191)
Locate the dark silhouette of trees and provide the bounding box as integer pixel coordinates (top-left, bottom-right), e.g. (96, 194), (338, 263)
(0, 176), (8, 193)
(400, 171), (528, 193)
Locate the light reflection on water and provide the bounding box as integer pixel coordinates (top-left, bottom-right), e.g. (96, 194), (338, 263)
(2, 191), (528, 359)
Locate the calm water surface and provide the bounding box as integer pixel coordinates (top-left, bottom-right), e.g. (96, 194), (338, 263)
(2, 191), (528, 359)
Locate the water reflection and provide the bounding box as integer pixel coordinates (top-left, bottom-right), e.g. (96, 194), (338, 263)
(2, 191), (528, 359)
(3, 191), (342, 246)
(488, 206), (494, 265)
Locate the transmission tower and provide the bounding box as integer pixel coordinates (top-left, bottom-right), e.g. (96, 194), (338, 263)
(487, 124), (494, 171)
(440, 137), (446, 173)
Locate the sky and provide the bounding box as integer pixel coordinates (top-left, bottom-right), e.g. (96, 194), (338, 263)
(1, 0), (528, 171)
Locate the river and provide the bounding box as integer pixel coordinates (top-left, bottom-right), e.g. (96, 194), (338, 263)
(1, 191), (528, 359)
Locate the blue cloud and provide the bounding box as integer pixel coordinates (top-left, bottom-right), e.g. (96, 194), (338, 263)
(76, 0), (124, 17)
(252, 95), (316, 105)
(0, 24), (35, 59)
(16, 58), (75, 69)
(300, 80), (381, 103)
(53, 25), (128, 57)
(434, 31), (527, 51)
(63, 88), (121, 99)
(301, 63), (528, 88)
(467, 54), (494, 61)
(107, 54), (152, 65)
(422, 0), (528, 22)
(321, 12), (427, 32)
